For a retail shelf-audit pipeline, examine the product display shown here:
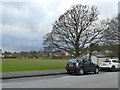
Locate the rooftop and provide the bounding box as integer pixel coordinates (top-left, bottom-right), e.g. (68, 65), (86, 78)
(92, 52), (105, 58)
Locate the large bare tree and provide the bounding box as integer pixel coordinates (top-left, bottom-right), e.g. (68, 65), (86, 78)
(43, 4), (106, 57)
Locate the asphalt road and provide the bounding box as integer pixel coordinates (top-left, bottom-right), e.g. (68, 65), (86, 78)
(2, 71), (120, 88)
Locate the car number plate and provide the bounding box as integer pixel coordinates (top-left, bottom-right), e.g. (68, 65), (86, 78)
(103, 64), (106, 65)
(69, 65), (73, 67)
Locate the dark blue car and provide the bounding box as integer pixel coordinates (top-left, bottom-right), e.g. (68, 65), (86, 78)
(66, 57), (99, 74)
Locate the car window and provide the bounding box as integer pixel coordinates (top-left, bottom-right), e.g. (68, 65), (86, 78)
(103, 60), (111, 62)
(112, 60), (117, 63)
(77, 58), (84, 62)
(118, 61), (120, 63)
(83, 58), (91, 63)
(68, 59), (77, 63)
(113, 60), (120, 63)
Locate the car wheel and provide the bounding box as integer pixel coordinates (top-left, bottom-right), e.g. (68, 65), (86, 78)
(111, 66), (116, 72)
(100, 68), (103, 71)
(79, 67), (84, 75)
(67, 70), (72, 74)
(99, 67), (102, 71)
(94, 67), (99, 74)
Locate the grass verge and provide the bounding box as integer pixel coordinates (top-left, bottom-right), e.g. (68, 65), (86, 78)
(1, 58), (68, 72)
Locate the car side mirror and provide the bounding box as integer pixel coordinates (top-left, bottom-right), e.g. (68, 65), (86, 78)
(89, 60), (92, 62)
(82, 59), (85, 62)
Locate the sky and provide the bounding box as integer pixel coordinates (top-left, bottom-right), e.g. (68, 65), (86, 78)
(1, 0), (119, 52)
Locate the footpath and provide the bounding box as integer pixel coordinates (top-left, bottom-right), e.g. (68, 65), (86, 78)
(1, 69), (67, 79)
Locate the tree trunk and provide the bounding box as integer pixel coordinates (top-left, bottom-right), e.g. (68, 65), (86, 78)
(75, 39), (80, 58)
(89, 44), (95, 60)
(88, 52), (92, 60)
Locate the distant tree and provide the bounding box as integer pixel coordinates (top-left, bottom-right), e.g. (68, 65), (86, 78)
(4, 51), (12, 58)
(29, 51), (37, 58)
(12, 52), (20, 58)
(103, 16), (119, 60)
(19, 51), (29, 58)
(118, 13), (120, 61)
(35, 50), (45, 58)
(103, 17), (119, 45)
(0, 51), (1, 59)
(43, 4), (107, 57)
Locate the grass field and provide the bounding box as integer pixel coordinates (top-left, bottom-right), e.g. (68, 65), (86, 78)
(1, 58), (68, 72)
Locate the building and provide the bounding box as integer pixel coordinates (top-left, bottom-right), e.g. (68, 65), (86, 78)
(90, 52), (108, 66)
(0, 54), (2, 58)
(83, 52), (113, 66)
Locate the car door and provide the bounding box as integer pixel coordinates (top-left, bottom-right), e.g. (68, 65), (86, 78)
(117, 61), (120, 69)
(112, 60), (119, 68)
(82, 58), (94, 72)
(86, 59), (96, 71)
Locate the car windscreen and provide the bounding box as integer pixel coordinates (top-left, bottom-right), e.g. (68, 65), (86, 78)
(68, 59), (77, 63)
(103, 60), (111, 62)
(78, 58), (84, 62)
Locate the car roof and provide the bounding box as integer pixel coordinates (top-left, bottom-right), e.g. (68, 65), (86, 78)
(105, 59), (118, 61)
(109, 59), (118, 61)
(69, 57), (88, 60)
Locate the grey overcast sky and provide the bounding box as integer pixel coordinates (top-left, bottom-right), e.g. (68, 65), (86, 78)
(1, 0), (119, 52)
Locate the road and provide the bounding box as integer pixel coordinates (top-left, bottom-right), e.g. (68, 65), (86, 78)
(2, 71), (120, 88)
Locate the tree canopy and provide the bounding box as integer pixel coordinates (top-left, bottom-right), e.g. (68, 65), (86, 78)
(43, 4), (109, 57)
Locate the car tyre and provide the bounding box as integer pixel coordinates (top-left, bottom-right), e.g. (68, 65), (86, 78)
(78, 67), (84, 75)
(67, 70), (72, 74)
(94, 67), (99, 74)
(111, 66), (116, 72)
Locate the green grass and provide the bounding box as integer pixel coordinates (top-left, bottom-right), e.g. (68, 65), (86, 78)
(1, 58), (68, 72)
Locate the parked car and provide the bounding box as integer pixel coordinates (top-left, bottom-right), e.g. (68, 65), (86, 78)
(66, 57), (99, 75)
(100, 59), (120, 72)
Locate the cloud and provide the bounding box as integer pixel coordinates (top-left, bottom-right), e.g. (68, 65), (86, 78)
(2, 24), (43, 52)
(2, 2), (55, 52)
(2, 33), (43, 52)
(2, 0), (119, 52)
(2, 2), (48, 29)
(94, 1), (118, 19)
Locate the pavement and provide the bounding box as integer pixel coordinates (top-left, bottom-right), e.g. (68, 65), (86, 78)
(2, 71), (119, 88)
(2, 69), (67, 79)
